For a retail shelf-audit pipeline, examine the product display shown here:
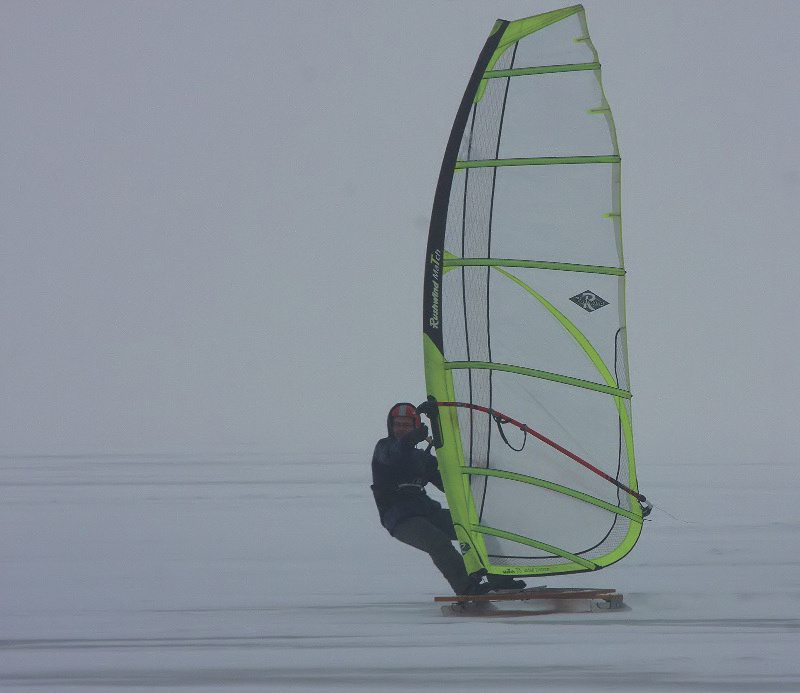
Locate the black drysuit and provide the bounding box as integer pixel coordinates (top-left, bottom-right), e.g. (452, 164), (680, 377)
(371, 427), (473, 595)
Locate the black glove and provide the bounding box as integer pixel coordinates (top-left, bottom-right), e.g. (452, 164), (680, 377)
(402, 423), (429, 445)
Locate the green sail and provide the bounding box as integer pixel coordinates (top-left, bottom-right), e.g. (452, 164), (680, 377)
(422, 5), (645, 577)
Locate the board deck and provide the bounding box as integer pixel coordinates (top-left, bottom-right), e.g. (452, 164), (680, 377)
(434, 587), (620, 603)
(437, 587), (625, 617)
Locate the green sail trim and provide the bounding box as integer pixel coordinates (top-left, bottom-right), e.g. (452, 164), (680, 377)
(444, 257), (625, 276)
(444, 360), (630, 399)
(484, 62), (600, 78)
(465, 467), (643, 522)
(491, 5), (583, 50)
(473, 524), (599, 570)
(456, 155), (620, 169)
(475, 5), (584, 103)
(423, 334), (491, 576)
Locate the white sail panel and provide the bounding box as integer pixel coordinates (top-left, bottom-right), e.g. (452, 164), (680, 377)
(508, 10), (594, 67)
(490, 165), (620, 266)
(498, 71), (613, 158)
(441, 265), (625, 386)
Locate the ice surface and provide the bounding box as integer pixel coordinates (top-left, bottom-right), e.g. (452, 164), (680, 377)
(1, 453), (798, 691)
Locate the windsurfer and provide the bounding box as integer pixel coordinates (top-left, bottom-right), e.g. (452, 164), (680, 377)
(371, 402), (525, 595)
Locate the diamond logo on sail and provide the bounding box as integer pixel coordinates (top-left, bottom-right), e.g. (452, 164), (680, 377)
(570, 290), (609, 312)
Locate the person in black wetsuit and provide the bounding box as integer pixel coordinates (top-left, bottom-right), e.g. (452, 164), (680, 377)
(371, 402), (524, 595)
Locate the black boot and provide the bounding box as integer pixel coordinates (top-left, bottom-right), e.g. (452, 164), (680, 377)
(486, 574), (526, 592)
(461, 575), (491, 596)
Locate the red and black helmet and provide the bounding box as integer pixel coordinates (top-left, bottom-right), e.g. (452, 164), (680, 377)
(386, 402), (421, 433)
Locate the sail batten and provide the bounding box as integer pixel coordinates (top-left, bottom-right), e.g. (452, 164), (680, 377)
(444, 258), (625, 275)
(422, 5), (645, 578)
(465, 467), (644, 521)
(456, 155), (620, 168)
(485, 62), (600, 78)
(443, 361), (631, 398)
(474, 526), (599, 570)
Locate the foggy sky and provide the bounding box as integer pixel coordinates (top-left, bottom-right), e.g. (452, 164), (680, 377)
(2, 1), (798, 466)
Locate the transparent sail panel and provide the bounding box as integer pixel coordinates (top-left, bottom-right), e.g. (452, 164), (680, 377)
(490, 164), (621, 266)
(498, 71), (612, 158)
(450, 369), (632, 505)
(509, 12), (594, 68)
(442, 265), (626, 389)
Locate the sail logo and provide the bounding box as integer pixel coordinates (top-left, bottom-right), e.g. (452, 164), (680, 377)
(428, 249), (442, 329)
(570, 290), (609, 312)
(459, 541), (471, 555)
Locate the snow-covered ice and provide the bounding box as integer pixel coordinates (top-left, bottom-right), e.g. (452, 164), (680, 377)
(0, 452), (797, 691)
